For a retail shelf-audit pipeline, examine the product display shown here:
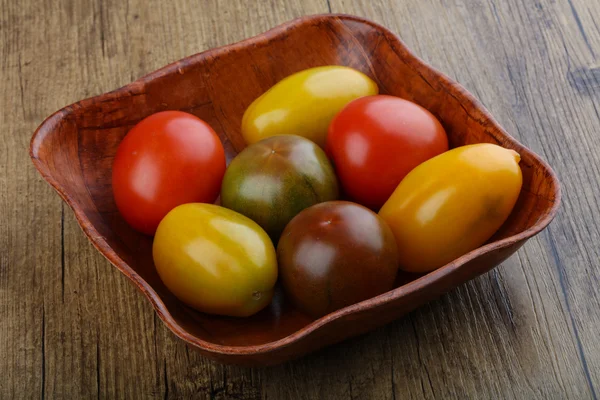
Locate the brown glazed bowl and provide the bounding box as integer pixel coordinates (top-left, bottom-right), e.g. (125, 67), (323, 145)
(29, 14), (560, 366)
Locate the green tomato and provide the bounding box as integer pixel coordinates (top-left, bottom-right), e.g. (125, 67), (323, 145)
(221, 135), (339, 240)
(241, 66), (378, 148)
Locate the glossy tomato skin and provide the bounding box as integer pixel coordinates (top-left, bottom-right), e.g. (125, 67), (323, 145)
(277, 201), (399, 318)
(379, 144), (522, 273)
(221, 135), (339, 240)
(112, 111), (226, 235)
(242, 66), (378, 148)
(327, 95), (448, 210)
(153, 203), (278, 317)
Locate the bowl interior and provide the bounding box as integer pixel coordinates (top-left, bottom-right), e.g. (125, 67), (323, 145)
(31, 15), (558, 347)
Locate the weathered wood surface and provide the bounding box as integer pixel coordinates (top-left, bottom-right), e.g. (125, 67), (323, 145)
(1, 0), (599, 398)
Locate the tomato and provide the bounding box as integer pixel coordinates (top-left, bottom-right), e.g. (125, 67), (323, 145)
(153, 203), (277, 317)
(379, 144), (522, 273)
(277, 201), (399, 318)
(221, 135), (339, 240)
(327, 95), (448, 209)
(242, 66), (378, 148)
(112, 111), (226, 235)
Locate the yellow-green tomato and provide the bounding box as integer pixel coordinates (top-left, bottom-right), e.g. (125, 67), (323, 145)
(379, 144), (523, 273)
(241, 66), (378, 148)
(152, 203), (277, 317)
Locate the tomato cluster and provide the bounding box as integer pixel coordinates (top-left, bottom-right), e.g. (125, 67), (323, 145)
(112, 66), (522, 318)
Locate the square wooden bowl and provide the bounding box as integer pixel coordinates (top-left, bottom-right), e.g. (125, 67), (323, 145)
(29, 14), (560, 366)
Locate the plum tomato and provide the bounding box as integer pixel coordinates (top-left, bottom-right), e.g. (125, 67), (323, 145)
(153, 203), (277, 317)
(379, 144), (522, 273)
(277, 201), (399, 318)
(221, 135), (339, 240)
(241, 66), (378, 148)
(112, 111), (226, 235)
(326, 95), (449, 209)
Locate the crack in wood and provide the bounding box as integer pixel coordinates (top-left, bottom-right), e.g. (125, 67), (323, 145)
(96, 337), (101, 400)
(546, 229), (598, 400)
(98, 0), (106, 58)
(566, 0), (596, 58)
(60, 205), (65, 302)
(41, 306), (45, 400)
(163, 359), (169, 400)
(389, 337), (397, 400)
(410, 315), (435, 399)
(17, 53), (26, 119)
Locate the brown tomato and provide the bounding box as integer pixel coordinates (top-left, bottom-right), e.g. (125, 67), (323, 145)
(277, 201), (399, 318)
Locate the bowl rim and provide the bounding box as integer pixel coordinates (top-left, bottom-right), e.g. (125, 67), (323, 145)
(29, 13), (561, 357)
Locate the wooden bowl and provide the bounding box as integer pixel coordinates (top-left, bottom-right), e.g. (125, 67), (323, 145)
(29, 14), (560, 366)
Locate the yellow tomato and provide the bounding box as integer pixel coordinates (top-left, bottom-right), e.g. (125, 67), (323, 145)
(153, 203), (277, 317)
(241, 66), (378, 148)
(379, 144), (522, 273)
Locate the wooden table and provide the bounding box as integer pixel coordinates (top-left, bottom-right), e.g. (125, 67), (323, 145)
(2, 0), (599, 398)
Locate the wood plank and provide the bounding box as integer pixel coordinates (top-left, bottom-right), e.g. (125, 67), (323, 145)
(1, 0), (63, 397)
(2, 0), (600, 398)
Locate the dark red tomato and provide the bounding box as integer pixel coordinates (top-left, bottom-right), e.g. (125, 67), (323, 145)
(326, 95), (448, 209)
(112, 111), (226, 235)
(277, 201), (399, 318)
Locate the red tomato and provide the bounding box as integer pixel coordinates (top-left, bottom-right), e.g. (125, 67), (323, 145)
(112, 111), (226, 235)
(326, 95), (448, 209)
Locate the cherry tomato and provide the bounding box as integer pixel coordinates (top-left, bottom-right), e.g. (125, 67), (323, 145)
(112, 111), (226, 235)
(327, 95), (449, 209)
(153, 203), (277, 317)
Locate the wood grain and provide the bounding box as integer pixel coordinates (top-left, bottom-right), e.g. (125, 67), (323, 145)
(2, 0), (599, 398)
